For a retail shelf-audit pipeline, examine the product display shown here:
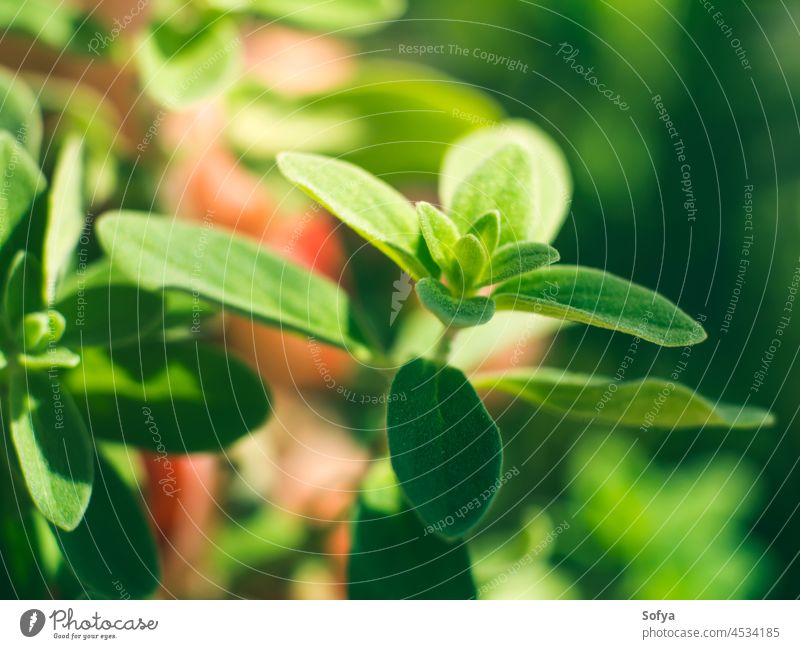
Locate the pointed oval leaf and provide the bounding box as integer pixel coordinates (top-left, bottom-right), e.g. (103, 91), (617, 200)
(43, 134), (85, 303)
(417, 201), (458, 275)
(450, 143), (533, 245)
(479, 241), (559, 287)
(0, 132), (46, 252)
(349, 466), (476, 599)
(469, 210), (500, 254)
(0, 67), (43, 158)
(54, 454), (160, 598)
(10, 369), (94, 530)
(442, 120), (572, 244)
(387, 359), (503, 538)
(493, 265), (706, 347)
(65, 341), (270, 453)
(415, 277), (495, 328)
(96, 213), (370, 357)
(277, 152), (431, 279)
(475, 368), (773, 430)
(452, 234), (488, 291)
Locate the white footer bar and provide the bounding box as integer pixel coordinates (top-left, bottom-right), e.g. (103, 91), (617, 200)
(0, 600), (796, 647)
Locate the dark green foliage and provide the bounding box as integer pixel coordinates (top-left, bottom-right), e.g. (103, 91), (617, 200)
(387, 359), (502, 538)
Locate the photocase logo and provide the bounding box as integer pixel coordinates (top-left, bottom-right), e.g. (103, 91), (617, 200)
(20, 609), (45, 637)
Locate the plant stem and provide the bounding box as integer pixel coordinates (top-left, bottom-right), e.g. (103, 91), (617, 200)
(433, 327), (456, 364)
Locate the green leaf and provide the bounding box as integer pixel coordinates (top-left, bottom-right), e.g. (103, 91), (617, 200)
(348, 462), (475, 599)
(244, 0), (406, 34)
(450, 144), (533, 246)
(451, 234), (488, 291)
(417, 201), (458, 276)
(0, 66), (42, 158)
(54, 454), (160, 598)
(387, 359), (503, 538)
(43, 134), (85, 303)
(474, 368), (774, 430)
(53, 261), (165, 348)
(277, 152), (431, 279)
(19, 347), (81, 371)
(4, 251), (43, 330)
(442, 120), (572, 244)
(21, 311), (63, 353)
(0, 132), (45, 251)
(415, 278), (495, 328)
(136, 17), (242, 108)
(479, 241), (559, 287)
(469, 211), (500, 254)
(493, 265), (707, 347)
(10, 369), (94, 531)
(96, 213), (369, 356)
(65, 341), (270, 453)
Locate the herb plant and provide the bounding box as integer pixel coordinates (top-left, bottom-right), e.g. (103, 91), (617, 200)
(95, 119), (772, 599)
(0, 75), (268, 599)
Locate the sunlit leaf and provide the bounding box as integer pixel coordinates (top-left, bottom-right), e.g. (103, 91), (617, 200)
(452, 234), (487, 291)
(479, 241), (559, 287)
(278, 152), (432, 279)
(10, 369), (93, 531)
(417, 201), (458, 277)
(450, 144), (533, 245)
(493, 265), (706, 347)
(469, 211), (500, 255)
(442, 120), (572, 244)
(43, 135), (85, 303)
(96, 213), (370, 356)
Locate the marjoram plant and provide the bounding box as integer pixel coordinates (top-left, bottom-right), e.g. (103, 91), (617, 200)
(90, 120), (771, 597)
(0, 74), (268, 599)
